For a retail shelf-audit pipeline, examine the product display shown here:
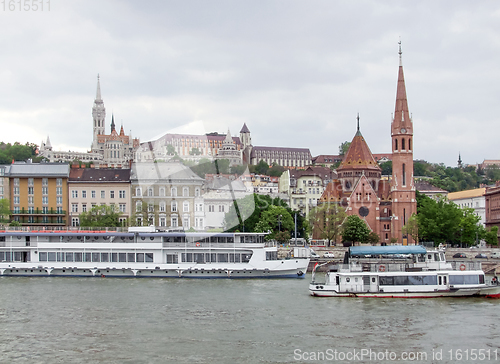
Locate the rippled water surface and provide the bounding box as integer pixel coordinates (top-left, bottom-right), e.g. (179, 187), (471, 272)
(1, 276), (500, 363)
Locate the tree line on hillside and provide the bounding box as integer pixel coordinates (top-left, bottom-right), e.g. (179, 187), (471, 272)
(0, 142), (41, 164)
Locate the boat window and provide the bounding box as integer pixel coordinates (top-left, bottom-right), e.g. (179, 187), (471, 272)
(434, 253), (440, 261)
(146, 253), (153, 262)
(111, 253), (118, 262)
(194, 253), (205, 263)
(439, 276), (442, 285)
(181, 253), (193, 262)
(346, 277), (350, 283)
(218, 253), (229, 263)
(440, 253), (445, 261)
(427, 254), (432, 261)
(48, 252), (56, 262)
(84, 253), (91, 262)
(101, 253), (109, 262)
(166, 254), (178, 264)
(354, 277), (358, 282)
(449, 275), (480, 285)
(137, 253), (145, 262)
(39, 252), (47, 261)
(443, 276), (447, 285)
(74, 252), (82, 262)
(266, 251), (278, 260)
(418, 255), (425, 262)
(371, 277), (376, 283)
(119, 253), (127, 262)
(92, 253), (100, 262)
(480, 275), (485, 284)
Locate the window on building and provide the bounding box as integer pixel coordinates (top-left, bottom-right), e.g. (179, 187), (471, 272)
(13, 196), (19, 205)
(136, 187), (142, 197)
(28, 178), (34, 186)
(395, 139), (398, 151)
(195, 188), (200, 197)
(56, 196), (62, 205)
(82, 190), (86, 198)
(119, 204), (126, 213)
(13, 187), (19, 195)
(91, 190), (96, 198)
(159, 202), (166, 212)
(171, 216), (178, 227)
(171, 201), (177, 212)
(209, 205), (214, 212)
(56, 178), (61, 186)
(72, 190), (78, 198)
(119, 190), (126, 198)
(159, 217), (166, 227)
(219, 205), (225, 213)
(402, 138), (406, 150)
(101, 191), (105, 199)
(183, 187), (189, 197)
(82, 204), (87, 212)
(110, 191), (115, 199)
(402, 163), (406, 187)
(72, 204), (78, 213)
(28, 187), (34, 195)
(171, 187), (177, 197)
(136, 201), (142, 212)
(148, 188), (153, 197)
(57, 187), (63, 196)
(148, 203), (154, 212)
(183, 201), (189, 212)
(42, 196), (48, 205)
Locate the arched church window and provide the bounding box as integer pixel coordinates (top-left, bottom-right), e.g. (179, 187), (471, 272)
(395, 139), (398, 151)
(402, 163), (406, 187)
(345, 181), (351, 190)
(402, 138), (406, 150)
(409, 138), (412, 150)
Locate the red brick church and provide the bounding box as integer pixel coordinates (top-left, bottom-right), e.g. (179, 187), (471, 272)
(320, 44), (417, 245)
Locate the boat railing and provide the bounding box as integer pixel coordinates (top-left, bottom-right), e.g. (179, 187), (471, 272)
(450, 261), (482, 271)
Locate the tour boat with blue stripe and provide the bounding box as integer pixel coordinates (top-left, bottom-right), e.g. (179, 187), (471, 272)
(309, 245), (500, 298)
(0, 227), (309, 279)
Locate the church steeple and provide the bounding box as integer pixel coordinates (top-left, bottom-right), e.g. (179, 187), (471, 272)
(390, 41), (416, 245)
(91, 74), (106, 151)
(111, 113), (116, 132)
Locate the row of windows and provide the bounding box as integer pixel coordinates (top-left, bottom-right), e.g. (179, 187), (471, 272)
(394, 137), (412, 151)
(136, 200), (192, 213)
(71, 190), (126, 199)
(14, 187), (62, 196)
(180, 252), (252, 263)
(135, 186), (200, 197)
(379, 274), (484, 286)
(38, 251), (154, 263)
(13, 178), (63, 186)
(13, 196), (63, 206)
(72, 203), (126, 213)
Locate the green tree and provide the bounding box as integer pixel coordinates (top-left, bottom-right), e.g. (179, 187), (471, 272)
(268, 163), (285, 177)
(254, 205), (293, 241)
(339, 141), (351, 156)
(379, 161), (392, 175)
(402, 213), (419, 244)
(79, 205), (122, 227)
(275, 231), (291, 245)
(366, 231), (380, 245)
(189, 147), (202, 156)
(484, 226), (499, 246)
(341, 215), (370, 245)
(0, 199), (11, 223)
(255, 160), (269, 175)
(166, 144), (176, 156)
(308, 203), (346, 246)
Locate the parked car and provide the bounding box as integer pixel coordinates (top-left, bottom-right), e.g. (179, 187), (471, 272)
(491, 252), (500, 259)
(323, 252), (335, 259)
(310, 250), (320, 260)
(453, 253), (467, 258)
(475, 253), (488, 259)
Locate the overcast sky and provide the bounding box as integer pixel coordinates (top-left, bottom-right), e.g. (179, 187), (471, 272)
(1, 1), (499, 167)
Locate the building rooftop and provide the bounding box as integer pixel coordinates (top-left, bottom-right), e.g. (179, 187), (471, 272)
(448, 188), (486, 200)
(9, 162), (70, 177)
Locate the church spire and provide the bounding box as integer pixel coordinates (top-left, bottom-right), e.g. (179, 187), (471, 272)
(111, 113), (116, 132)
(355, 113), (361, 136)
(392, 41), (411, 133)
(96, 74), (102, 101)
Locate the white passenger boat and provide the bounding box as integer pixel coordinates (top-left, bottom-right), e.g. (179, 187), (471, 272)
(0, 228), (309, 278)
(309, 246), (500, 298)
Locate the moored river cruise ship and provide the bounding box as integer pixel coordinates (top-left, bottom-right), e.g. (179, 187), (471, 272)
(0, 228), (309, 278)
(310, 245), (500, 298)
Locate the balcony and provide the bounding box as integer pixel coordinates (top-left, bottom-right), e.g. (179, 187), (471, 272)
(11, 208), (67, 216)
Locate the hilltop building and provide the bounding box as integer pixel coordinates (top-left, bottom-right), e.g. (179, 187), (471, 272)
(448, 188), (486, 226)
(39, 76), (139, 168)
(319, 44), (417, 245)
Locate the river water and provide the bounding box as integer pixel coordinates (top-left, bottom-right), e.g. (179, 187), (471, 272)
(1, 275), (499, 363)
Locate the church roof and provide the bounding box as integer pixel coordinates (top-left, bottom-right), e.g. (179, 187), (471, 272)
(337, 127), (381, 172)
(240, 123), (250, 133)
